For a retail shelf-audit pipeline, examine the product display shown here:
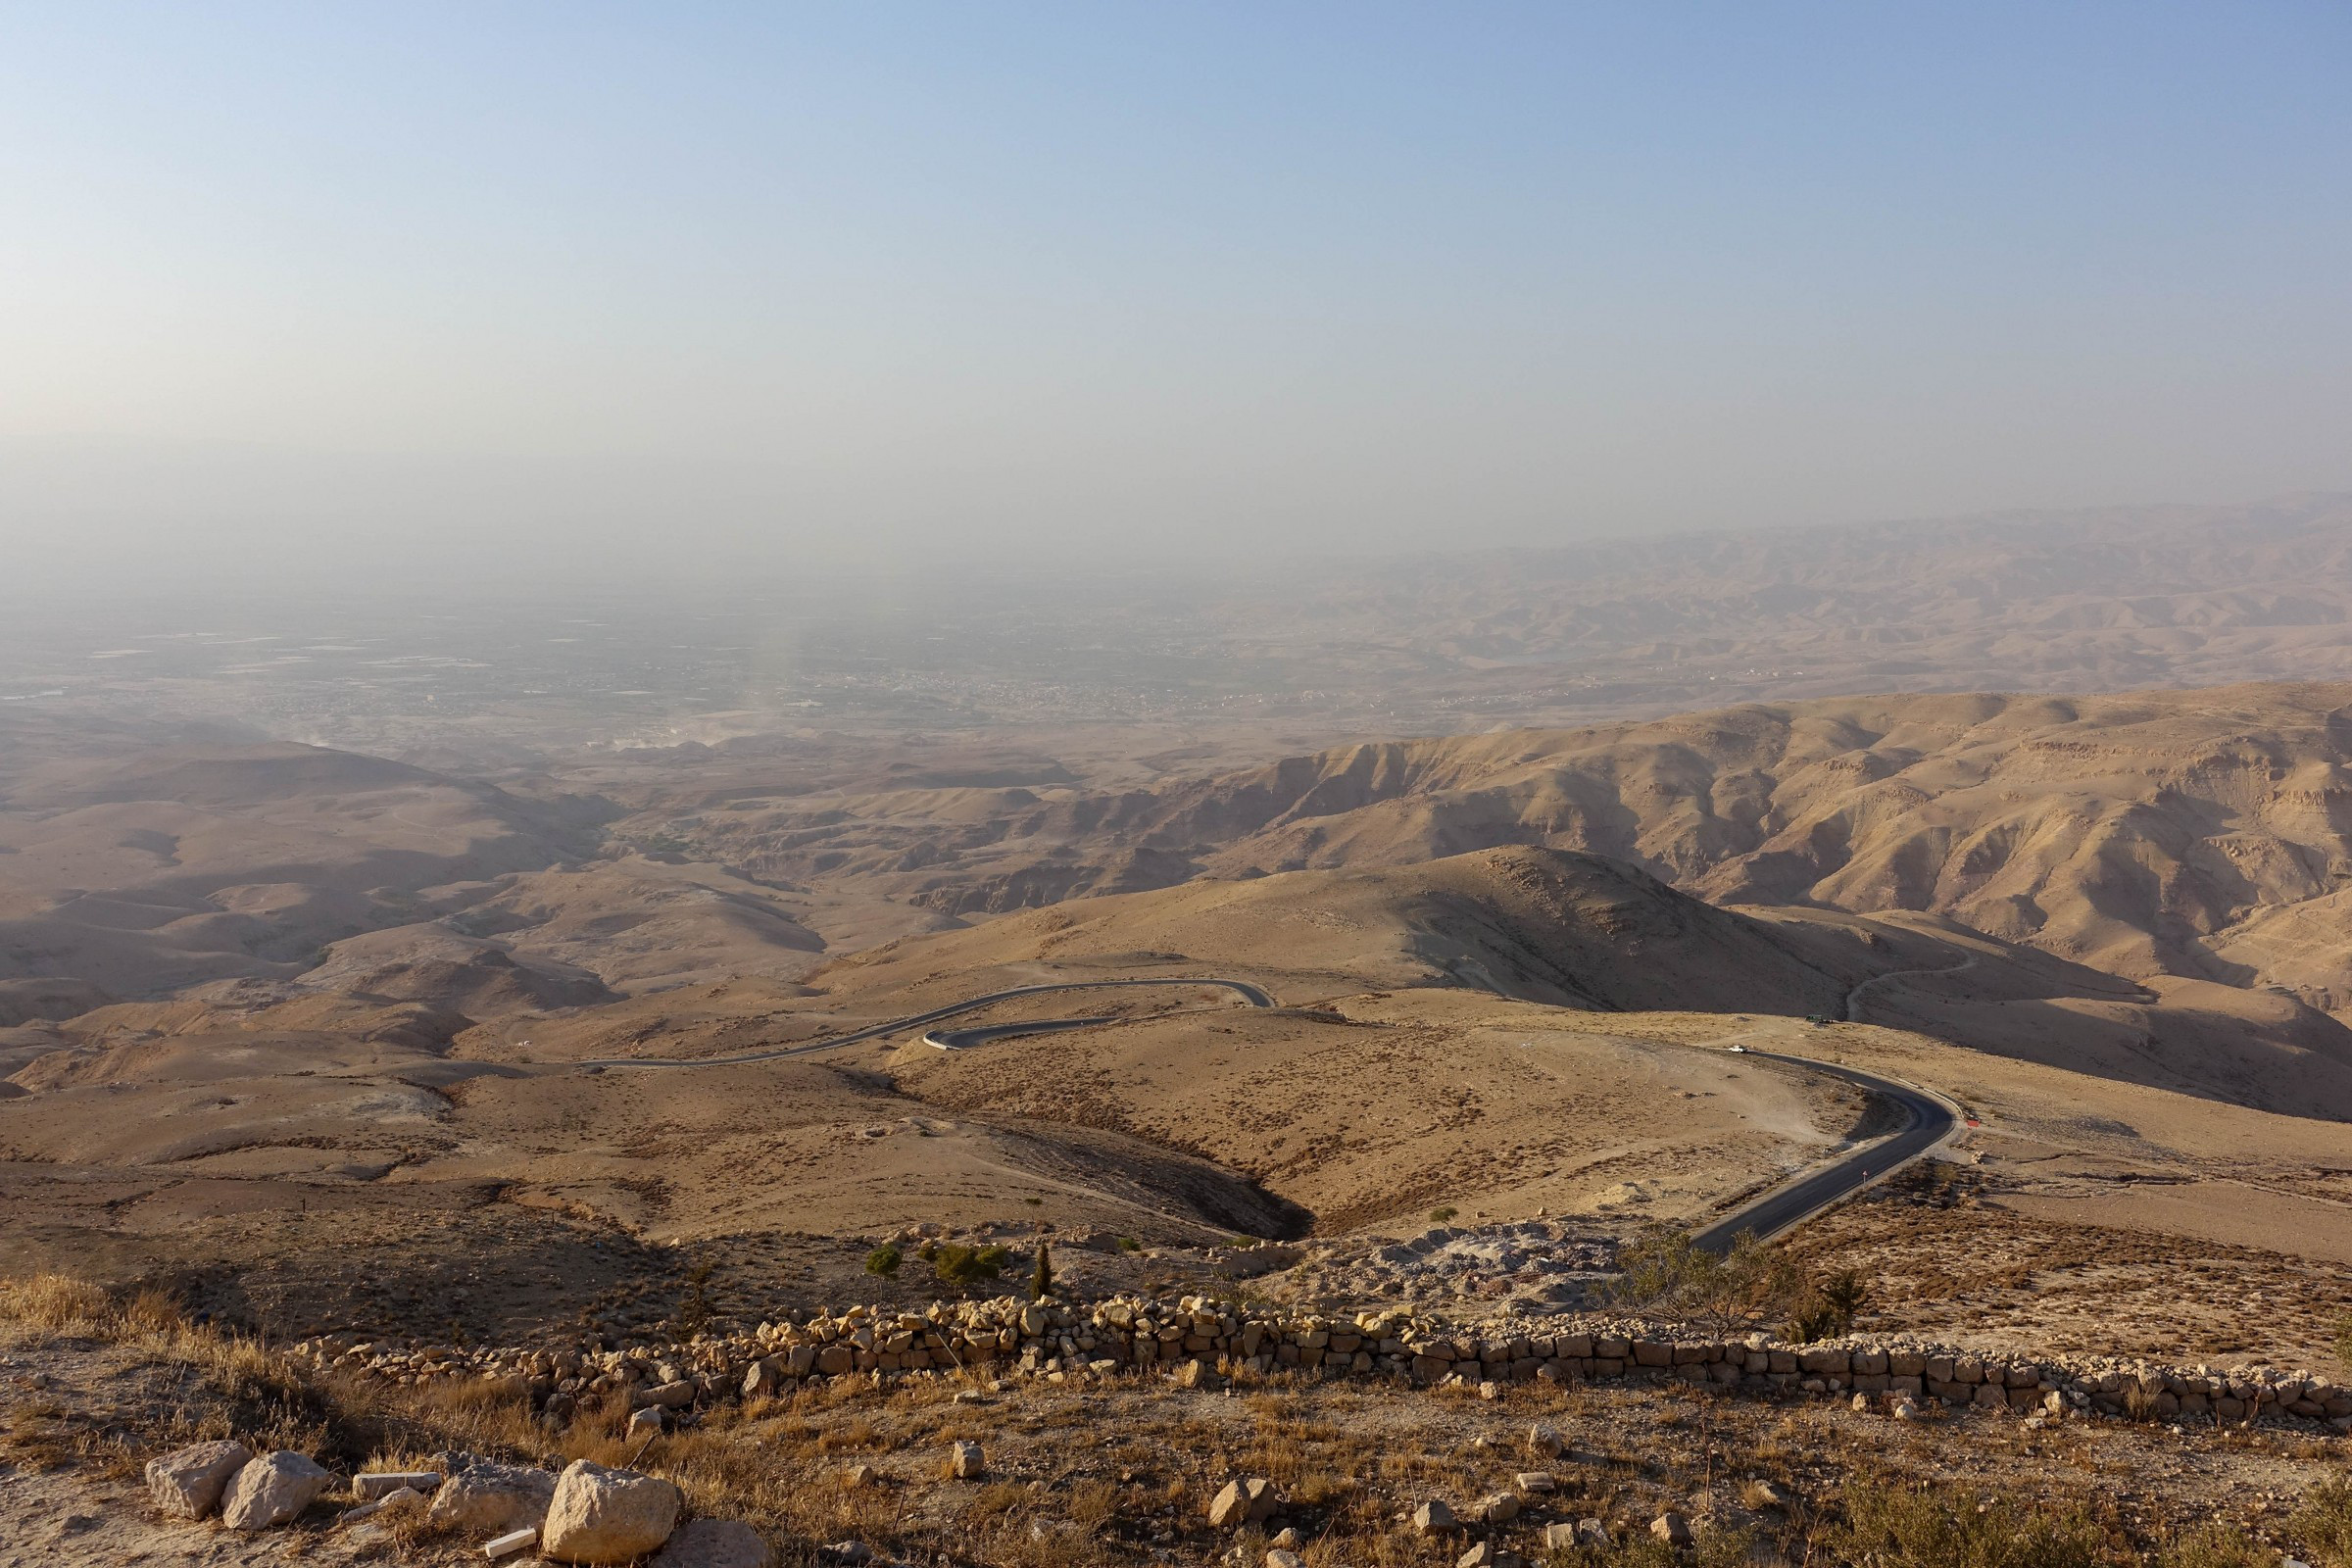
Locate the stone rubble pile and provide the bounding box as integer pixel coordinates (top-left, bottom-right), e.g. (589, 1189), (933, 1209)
(1298, 1222), (1617, 1309)
(290, 1290), (2352, 1437)
(138, 1440), (771, 1564)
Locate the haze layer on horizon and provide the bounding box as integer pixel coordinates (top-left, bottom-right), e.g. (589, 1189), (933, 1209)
(4, 1), (2350, 596)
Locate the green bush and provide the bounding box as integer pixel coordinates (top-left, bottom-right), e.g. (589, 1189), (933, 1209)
(931, 1243), (1009, 1294)
(863, 1245), (902, 1280)
(1430, 1206), (1458, 1224)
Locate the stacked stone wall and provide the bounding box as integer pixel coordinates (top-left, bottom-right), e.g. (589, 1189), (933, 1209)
(293, 1294), (2352, 1436)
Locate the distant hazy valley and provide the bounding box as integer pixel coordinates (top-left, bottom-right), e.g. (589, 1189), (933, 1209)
(7, 497), (2352, 1373)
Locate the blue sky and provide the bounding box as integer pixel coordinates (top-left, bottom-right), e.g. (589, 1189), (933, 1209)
(2, 2), (2347, 583)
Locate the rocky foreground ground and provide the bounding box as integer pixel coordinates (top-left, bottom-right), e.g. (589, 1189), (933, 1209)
(8, 1271), (2352, 1567)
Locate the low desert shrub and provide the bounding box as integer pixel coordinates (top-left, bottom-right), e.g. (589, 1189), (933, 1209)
(865, 1245), (904, 1279)
(1832, 1483), (2106, 1568)
(2293, 1476), (2352, 1568)
(2156, 1521), (2275, 1568)
(1788, 1266), (1870, 1343)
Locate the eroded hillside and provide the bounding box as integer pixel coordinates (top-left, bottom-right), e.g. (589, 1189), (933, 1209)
(654, 684), (2352, 1022)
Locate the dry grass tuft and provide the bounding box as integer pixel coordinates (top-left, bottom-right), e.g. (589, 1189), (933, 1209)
(0, 1272), (112, 1333)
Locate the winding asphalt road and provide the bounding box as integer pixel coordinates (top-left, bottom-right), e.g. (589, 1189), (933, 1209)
(1689, 1049), (1959, 1253)
(571, 977), (1274, 1068)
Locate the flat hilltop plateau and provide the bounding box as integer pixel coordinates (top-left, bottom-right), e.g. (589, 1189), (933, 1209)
(8, 672), (2352, 1563)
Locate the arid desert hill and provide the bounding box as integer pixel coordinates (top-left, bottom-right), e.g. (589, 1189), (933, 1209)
(0, 722), (612, 999)
(656, 682), (2352, 1020)
(797, 844), (2352, 1119)
(19, 685), (2352, 1109)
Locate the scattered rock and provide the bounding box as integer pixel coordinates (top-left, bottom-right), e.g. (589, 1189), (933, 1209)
(1543, 1523), (1579, 1550)
(220, 1450), (332, 1531)
(1651, 1511), (1693, 1546)
(1413, 1499), (1458, 1536)
(542, 1460), (682, 1564)
(842, 1463), (876, 1489)
(1474, 1492), (1521, 1524)
(485, 1527), (540, 1561)
(1209, 1478), (1277, 1528)
(1576, 1518), (1613, 1548)
(1478, 1380), (1501, 1401)
(948, 1441), (986, 1480)
(1270, 1527), (1300, 1547)
(428, 1460), (560, 1536)
(1526, 1423), (1563, 1458)
(639, 1380), (697, 1410)
(651, 1517), (775, 1568)
(1175, 1357), (1226, 1391)
(355, 1470), (441, 1500)
(1266, 1552), (1305, 1568)
(1850, 1392), (1872, 1413)
(1515, 1472), (1557, 1494)
(630, 1406), (666, 1438)
(1457, 1544), (1498, 1568)
(145, 1440), (251, 1520)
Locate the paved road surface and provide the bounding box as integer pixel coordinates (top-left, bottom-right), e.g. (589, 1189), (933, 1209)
(570, 977), (1275, 1068)
(1689, 1050), (1958, 1254)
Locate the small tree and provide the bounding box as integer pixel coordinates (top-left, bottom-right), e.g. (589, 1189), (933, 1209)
(1032, 1241), (1055, 1301)
(1606, 1225), (1812, 1336)
(672, 1260), (717, 1339)
(864, 1244), (903, 1280)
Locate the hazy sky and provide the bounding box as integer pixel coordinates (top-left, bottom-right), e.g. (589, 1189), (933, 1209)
(3, 2), (2349, 589)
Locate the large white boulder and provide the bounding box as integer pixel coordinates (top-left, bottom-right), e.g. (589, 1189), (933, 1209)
(541, 1459), (681, 1564)
(220, 1449), (332, 1530)
(425, 1458), (558, 1535)
(145, 1440), (251, 1519)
